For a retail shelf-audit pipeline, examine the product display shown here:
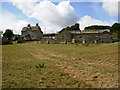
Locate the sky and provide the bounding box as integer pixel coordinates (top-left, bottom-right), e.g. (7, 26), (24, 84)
(0, 0), (119, 34)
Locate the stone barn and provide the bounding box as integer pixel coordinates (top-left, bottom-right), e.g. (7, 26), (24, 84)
(55, 29), (112, 44)
(55, 29), (81, 44)
(21, 23), (43, 41)
(99, 31), (112, 43)
(55, 29), (72, 44)
(73, 30), (112, 43)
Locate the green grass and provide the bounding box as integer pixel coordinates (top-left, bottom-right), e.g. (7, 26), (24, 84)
(2, 43), (118, 88)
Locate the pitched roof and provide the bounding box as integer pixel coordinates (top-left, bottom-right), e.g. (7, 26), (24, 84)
(82, 29), (110, 33)
(58, 29), (81, 34)
(31, 26), (40, 31)
(69, 30), (81, 34)
(21, 26), (41, 31)
(22, 27), (28, 31)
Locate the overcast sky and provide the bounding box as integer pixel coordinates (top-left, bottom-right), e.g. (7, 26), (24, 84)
(0, 0), (119, 34)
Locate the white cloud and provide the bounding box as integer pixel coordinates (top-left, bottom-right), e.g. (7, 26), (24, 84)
(102, 0), (119, 16)
(78, 15), (111, 30)
(34, 1), (78, 27)
(10, 0), (36, 18)
(2, 0), (117, 34)
(10, 0), (79, 33)
(0, 11), (28, 34)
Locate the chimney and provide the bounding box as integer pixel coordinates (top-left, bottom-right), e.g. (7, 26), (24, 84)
(28, 24), (31, 27)
(36, 23), (39, 26)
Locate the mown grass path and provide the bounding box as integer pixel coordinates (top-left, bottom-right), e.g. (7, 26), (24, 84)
(2, 43), (118, 88)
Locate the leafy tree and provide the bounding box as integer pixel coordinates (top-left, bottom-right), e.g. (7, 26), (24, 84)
(110, 23), (120, 38)
(70, 23), (80, 30)
(65, 23), (80, 31)
(110, 23), (120, 33)
(0, 31), (3, 39)
(0, 31), (3, 45)
(3, 29), (14, 40)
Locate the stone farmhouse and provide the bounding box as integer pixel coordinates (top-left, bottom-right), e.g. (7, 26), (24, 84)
(55, 29), (81, 44)
(21, 24), (112, 44)
(21, 23), (43, 41)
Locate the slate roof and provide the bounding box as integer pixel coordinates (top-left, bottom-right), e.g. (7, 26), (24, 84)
(21, 26), (40, 31)
(22, 27), (28, 31)
(31, 26), (40, 31)
(82, 29), (110, 33)
(57, 29), (81, 34)
(69, 30), (81, 34)
(56, 29), (110, 36)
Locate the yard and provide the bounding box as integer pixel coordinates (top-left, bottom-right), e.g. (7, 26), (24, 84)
(2, 43), (119, 88)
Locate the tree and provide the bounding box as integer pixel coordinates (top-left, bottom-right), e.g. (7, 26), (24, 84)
(70, 23), (80, 30)
(0, 31), (3, 45)
(0, 31), (3, 38)
(110, 23), (120, 39)
(110, 23), (120, 33)
(64, 23), (80, 31)
(3, 29), (14, 40)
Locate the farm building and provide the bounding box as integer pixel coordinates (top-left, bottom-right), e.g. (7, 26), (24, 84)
(55, 29), (73, 44)
(21, 23), (43, 40)
(21, 24), (112, 44)
(73, 30), (112, 43)
(55, 29), (112, 44)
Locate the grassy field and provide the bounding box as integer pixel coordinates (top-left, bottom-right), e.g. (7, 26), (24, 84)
(2, 43), (118, 88)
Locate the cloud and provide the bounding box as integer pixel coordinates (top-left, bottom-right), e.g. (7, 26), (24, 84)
(2, 0), (117, 34)
(78, 15), (111, 30)
(0, 11), (28, 34)
(10, 0), (79, 32)
(102, 0), (119, 16)
(10, 0), (36, 18)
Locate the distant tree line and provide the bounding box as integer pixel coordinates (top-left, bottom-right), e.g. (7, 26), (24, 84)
(84, 25), (111, 30)
(83, 23), (120, 39)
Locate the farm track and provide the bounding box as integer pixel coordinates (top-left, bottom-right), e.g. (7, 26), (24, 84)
(25, 44), (118, 88)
